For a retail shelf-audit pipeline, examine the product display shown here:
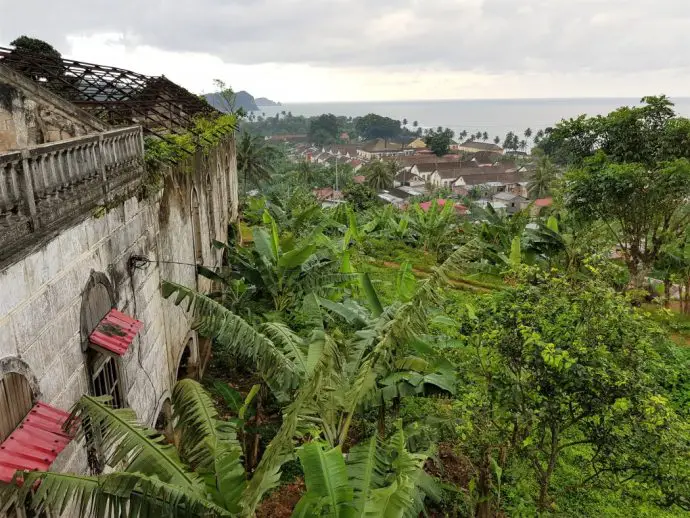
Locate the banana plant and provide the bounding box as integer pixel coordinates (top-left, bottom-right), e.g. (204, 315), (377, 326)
(292, 423), (441, 517)
(8, 380), (252, 518)
(409, 200), (458, 253)
(202, 210), (352, 312)
(163, 240), (483, 516)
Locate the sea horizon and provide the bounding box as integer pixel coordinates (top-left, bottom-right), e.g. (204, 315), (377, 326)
(252, 96), (690, 142)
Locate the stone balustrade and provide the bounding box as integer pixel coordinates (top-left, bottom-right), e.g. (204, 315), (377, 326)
(0, 126), (144, 263)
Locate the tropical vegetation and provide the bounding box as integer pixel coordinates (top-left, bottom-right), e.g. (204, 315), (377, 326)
(9, 97), (690, 518)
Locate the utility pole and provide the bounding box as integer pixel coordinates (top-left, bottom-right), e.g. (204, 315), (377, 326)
(335, 155), (339, 193)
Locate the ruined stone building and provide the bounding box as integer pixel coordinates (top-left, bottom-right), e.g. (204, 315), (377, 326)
(0, 47), (238, 517)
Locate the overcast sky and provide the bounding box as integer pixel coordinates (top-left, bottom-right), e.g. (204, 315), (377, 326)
(1, 0), (689, 102)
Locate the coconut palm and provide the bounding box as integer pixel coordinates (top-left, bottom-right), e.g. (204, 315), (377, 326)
(12, 379), (252, 518)
(528, 152), (559, 199)
(363, 161), (396, 191)
(237, 132), (276, 192)
(412, 120), (419, 127)
(402, 118), (408, 126)
(460, 130), (468, 141)
(482, 131), (489, 141)
(494, 136), (500, 145)
(524, 127), (533, 139)
(519, 139), (528, 152)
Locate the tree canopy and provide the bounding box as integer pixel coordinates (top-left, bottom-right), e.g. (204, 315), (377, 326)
(355, 113), (402, 141)
(424, 127), (455, 156)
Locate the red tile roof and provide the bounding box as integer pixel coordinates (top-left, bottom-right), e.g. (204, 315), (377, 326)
(418, 199), (467, 214)
(353, 175), (366, 184)
(0, 403), (74, 484)
(89, 309), (143, 356)
(534, 197), (554, 207)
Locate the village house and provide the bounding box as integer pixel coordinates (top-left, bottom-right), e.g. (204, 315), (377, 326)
(407, 137), (427, 149)
(458, 140), (503, 154)
(393, 168), (425, 188)
(492, 191), (530, 214)
(0, 46), (238, 510)
(357, 138), (415, 159)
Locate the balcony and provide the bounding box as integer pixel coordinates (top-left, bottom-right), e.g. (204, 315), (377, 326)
(0, 126), (144, 265)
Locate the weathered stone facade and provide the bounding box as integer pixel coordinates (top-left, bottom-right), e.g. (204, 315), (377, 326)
(0, 70), (238, 503)
(0, 64), (106, 152)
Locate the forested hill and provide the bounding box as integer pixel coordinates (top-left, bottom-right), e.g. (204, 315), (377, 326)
(204, 90), (259, 112)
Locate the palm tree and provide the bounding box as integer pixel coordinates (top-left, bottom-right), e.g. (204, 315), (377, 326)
(528, 152), (559, 199)
(519, 139), (528, 152)
(364, 161), (396, 191)
(402, 118), (408, 126)
(494, 136), (500, 145)
(14, 379), (251, 518)
(412, 120), (419, 127)
(237, 132), (276, 193)
(482, 131), (489, 141)
(524, 127), (533, 140)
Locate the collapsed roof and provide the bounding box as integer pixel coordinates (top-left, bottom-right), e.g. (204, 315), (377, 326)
(0, 46), (228, 142)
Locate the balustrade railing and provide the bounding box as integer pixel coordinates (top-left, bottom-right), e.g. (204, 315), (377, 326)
(0, 126), (144, 260)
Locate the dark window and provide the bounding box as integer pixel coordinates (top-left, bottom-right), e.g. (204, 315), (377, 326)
(176, 340), (193, 381)
(87, 350), (123, 409)
(191, 188), (203, 264)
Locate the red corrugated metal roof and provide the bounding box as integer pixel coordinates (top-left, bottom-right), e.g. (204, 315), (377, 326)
(89, 308), (143, 356)
(0, 402), (74, 484)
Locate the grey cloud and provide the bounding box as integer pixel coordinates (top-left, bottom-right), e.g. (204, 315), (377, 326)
(1, 0), (689, 74)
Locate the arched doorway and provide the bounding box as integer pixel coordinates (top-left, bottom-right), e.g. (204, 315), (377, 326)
(176, 336), (199, 381)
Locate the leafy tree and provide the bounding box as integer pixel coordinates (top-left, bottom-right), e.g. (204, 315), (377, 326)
(538, 96), (690, 167)
(355, 114), (401, 142)
(463, 270), (687, 512)
(11, 379), (251, 517)
(527, 151), (559, 199)
(309, 114), (340, 146)
(237, 132), (276, 192)
(10, 35), (62, 60)
(565, 154), (690, 285)
(424, 127), (455, 157)
(363, 160), (396, 190)
(343, 183), (382, 211)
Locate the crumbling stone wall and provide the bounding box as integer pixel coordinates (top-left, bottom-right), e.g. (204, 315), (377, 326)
(0, 64), (106, 152)
(0, 136), (236, 478)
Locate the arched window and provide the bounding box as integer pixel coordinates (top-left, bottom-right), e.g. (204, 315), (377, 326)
(154, 398), (174, 443)
(206, 173), (215, 243)
(0, 372), (33, 443)
(191, 188), (203, 265)
(176, 339), (194, 381)
(81, 273), (124, 408)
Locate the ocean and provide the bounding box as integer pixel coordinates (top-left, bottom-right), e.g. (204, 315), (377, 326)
(253, 98), (690, 142)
